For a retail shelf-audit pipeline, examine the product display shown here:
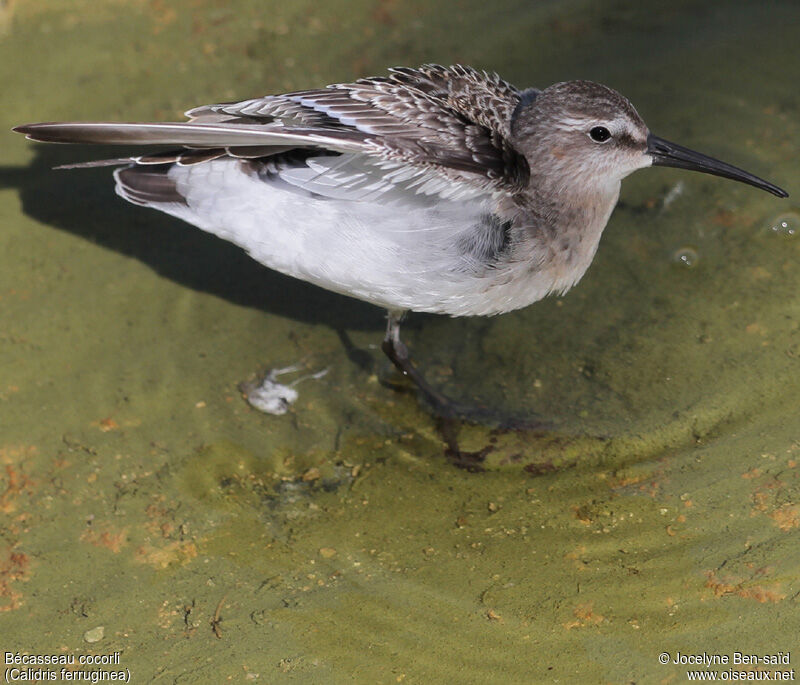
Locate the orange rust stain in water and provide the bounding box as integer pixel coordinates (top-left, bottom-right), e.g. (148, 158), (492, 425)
(135, 541), (198, 569)
(750, 480), (799, 530)
(767, 504), (800, 532)
(563, 602), (604, 629)
(0, 548), (30, 612)
(96, 417), (119, 432)
(0, 447), (37, 514)
(704, 570), (785, 603)
(81, 526), (128, 554)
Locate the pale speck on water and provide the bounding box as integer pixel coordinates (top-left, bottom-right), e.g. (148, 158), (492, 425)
(83, 626), (105, 643)
(672, 246), (699, 268)
(769, 212), (799, 237)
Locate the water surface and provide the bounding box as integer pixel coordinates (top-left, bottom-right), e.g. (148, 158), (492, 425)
(1, 1), (799, 681)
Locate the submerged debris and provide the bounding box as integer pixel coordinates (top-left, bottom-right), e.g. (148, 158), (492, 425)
(241, 365), (328, 415)
(661, 180), (685, 210)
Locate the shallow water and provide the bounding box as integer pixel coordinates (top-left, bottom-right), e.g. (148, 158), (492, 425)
(1, 1), (799, 682)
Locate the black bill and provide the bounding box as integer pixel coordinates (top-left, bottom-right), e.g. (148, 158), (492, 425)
(647, 134), (788, 198)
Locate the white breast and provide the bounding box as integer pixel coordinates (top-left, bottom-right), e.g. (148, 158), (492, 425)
(117, 158), (610, 316)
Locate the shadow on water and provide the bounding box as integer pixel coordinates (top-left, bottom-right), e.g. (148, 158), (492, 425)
(0, 143), (385, 333)
(0, 142), (591, 439)
(2, 142), (590, 446)
(3, 143), (522, 443)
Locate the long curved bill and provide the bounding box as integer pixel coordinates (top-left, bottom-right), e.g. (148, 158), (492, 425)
(647, 134), (788, 198)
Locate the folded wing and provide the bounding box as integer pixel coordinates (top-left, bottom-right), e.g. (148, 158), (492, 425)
(14, 64), (530, 205)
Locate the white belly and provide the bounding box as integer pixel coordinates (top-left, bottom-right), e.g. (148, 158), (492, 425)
(120, 159), (593, 316)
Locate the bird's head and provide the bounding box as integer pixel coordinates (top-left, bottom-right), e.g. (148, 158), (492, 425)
(511, 80), (787, 198)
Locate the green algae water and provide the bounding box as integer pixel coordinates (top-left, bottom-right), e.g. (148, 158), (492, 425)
(1, 1), (799, 682)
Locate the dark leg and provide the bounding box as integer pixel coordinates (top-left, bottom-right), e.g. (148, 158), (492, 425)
(381, 311), (502, 471)
(380, 309), (550, 429)
(381, 310), (460, 418)
(380, 311), (469, 466)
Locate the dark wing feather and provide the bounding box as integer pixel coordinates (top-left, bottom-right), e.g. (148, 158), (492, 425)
(17, 64), (530, 196)
(184, 64), (529, 192)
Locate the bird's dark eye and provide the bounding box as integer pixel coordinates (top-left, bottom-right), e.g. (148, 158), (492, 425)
(589, 126), (611, 143)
